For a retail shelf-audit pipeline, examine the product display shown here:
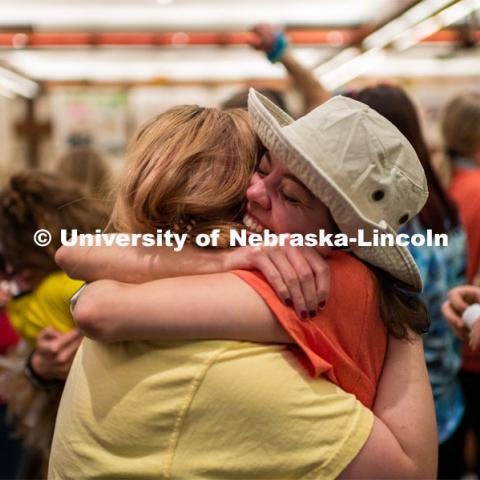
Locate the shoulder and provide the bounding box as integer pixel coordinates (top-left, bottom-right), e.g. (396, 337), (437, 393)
(327, 251), (384, 345)
(328, 251), (377, 300)
(327, 251), (385, 342)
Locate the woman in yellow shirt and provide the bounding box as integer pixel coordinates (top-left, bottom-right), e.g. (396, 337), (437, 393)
(52, 100), (436, 478)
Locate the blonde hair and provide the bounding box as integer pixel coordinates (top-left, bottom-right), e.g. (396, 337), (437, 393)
(442, 92), (480, 158)
(56, 145), (112, 197)
(112, 105), (258, 247)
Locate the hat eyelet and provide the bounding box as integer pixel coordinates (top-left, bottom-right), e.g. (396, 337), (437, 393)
(399, 214), (409, 225)
(372, 190), (385, 202)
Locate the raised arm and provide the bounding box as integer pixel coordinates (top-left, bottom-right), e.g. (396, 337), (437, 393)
(250, 24), (331, 114)
(280, 50), (331, 113)
(341, 335), (437, 479)
(72, 273), (292, 344)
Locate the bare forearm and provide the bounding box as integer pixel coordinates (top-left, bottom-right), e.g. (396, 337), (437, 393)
(372, 336), (437, 478)
(344, 337), (437, 478)
(55, 243), (228, 283)
(73, 274), (292, 344)
(281, 50), (331, 113)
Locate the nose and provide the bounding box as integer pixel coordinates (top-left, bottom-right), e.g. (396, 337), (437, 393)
(246, 173), (271, 211)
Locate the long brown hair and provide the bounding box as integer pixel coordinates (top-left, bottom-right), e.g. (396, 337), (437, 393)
(0, 171), (109, 277)
(112, 105), (258, 247)
(372, 267), (428, 340)
(354, 85), (459, 234)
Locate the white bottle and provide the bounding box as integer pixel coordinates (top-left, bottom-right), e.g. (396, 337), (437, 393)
(462, 303), (480, 329)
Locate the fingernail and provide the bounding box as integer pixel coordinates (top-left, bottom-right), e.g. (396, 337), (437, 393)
(301, 310), (308, 319)
(285, 298), (293, 307)
(318, 301), (326, 309)
(309, 310), (316, 318)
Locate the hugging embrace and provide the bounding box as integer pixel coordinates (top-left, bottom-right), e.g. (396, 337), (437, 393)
(50, 90), (436, 479)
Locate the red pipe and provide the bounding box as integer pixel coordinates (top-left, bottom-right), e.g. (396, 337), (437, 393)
(0, 29), (476, 47)
(0, 30), (369, 47)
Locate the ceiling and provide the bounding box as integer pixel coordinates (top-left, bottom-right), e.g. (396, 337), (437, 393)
(0, 0), (478, 95)
(0, 0), (407, 30)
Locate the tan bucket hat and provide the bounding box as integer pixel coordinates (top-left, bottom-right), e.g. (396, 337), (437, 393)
(248, 88), (429, 292)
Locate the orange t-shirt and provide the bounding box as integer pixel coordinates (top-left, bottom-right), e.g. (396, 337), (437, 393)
(449, 169), (480, 372)
(233, 250), (387, 408)
(449, 169), (480, 285)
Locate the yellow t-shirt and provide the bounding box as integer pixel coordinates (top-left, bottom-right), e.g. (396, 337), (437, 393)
(7, 271), (83, 346)
(49, 339), (373, 479)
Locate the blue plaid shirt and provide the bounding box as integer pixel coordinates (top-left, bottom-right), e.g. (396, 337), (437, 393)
(402, 218), (466, 443)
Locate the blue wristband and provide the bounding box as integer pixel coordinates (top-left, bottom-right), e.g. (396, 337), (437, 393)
(267, 32), (289, 63)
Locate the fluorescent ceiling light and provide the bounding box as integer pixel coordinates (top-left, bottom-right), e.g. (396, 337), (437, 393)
(0, 1), (388, 29)
(3, 51), (286, 81)
(315, 0), (453, 80)
(2, 47), (335, 81)
(0, 84), (14, 99)
(6, 48), (478, 83)
(317, 0), (480, 89)
(363, 0), (453, 49)
(367, 55), (480, 77)
(394, 0), (480, 50)
(0, 66), (39, 97)
(320, 49), (386, 90)
(314, 47), (360, 76)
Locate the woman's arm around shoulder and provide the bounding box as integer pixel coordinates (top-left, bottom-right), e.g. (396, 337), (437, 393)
(341, 334), (437, 479)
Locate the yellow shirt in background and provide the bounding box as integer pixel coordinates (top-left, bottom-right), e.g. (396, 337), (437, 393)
(7, 271), (82, 346)
(49, 339), (373, 479)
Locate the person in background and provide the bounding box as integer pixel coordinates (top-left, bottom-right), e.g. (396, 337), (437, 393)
(246, 23), (330, 115)
(0, 171), (108, 476)
(443, 91), (480, 477)
(444, 93), (480, 286)
(352, 84), (467, 479)
(221, 87), (289, 112)
(0, 263), (23, 480)
(221, 23), (331, 115)
(55, 133), (113, 198)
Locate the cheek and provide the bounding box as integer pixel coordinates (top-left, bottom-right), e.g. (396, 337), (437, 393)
(290, 213), (320, 234)
(269, 200), (306, 233)
(279, 208), (330, 235)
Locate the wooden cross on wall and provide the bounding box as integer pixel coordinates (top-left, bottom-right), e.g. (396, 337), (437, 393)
(15, 98), (51, 168)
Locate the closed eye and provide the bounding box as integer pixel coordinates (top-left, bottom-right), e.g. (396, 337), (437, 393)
(280, 191), (301, 205)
